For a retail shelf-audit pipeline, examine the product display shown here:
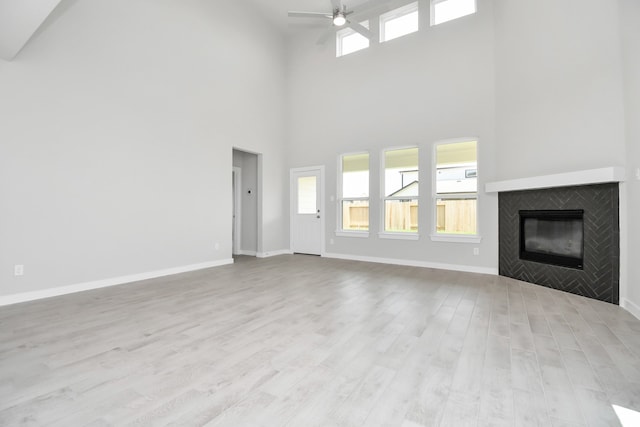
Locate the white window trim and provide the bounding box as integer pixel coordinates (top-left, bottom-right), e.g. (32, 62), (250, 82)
(379, 1), (419, 43)
(336, 230), (370, 238)
(379, 231), (420, 240)
(381, 145), (420, 238)
(337, 151), (370, 237)
(431, 137), (480, 242)
(430, 0), (477, 27)
(429, 234), (482, 243)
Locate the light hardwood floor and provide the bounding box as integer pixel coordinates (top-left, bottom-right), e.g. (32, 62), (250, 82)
(1, 255), (640, 426)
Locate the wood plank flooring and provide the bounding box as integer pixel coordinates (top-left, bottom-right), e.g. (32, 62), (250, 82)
(1, 255), (640, 426)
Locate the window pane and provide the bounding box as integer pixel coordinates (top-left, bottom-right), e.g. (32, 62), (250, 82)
(342, 200), (369, 230)
(297, 176), (316, 214)
(436, 140), (477, 194)
(385, 199), (418, 232)
(432, 0), (476, 26)
(337, 21), (369, 57)
(436, 198), (477, 234)
(342, 153), (369, 198)
(382, 7), (419, 42)
(385, 147), (419, 197)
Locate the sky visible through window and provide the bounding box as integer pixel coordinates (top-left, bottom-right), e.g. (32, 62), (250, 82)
(433, 0), (476, 25)
(338, 22), (369, 56)
(343, 171), (368, 197)
(382, 6), (418, 42)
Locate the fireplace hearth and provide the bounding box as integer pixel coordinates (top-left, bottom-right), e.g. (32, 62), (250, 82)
(498, 183), (619, 304)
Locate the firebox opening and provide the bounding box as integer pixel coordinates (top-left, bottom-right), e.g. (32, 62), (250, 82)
(519, 209), (584, 269)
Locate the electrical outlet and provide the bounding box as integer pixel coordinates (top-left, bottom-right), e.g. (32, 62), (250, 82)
(14, 264), (24, 276)
(214, 242), (220, 250)
(330, 238), (335, 245)
(473, 248), (479, 256)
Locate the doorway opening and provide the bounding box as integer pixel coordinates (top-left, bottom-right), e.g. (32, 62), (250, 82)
(232, 149), (259, 257)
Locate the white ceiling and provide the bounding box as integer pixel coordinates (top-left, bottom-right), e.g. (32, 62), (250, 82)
(0, 0), (63, 60)
(0, 0), (393, 61)
(247, 0), (385, 33)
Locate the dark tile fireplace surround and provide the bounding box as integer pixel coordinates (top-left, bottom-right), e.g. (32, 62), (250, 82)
(499, 183), (620, 304)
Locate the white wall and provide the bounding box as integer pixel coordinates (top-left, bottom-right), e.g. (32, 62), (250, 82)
(494, 0), (627, 179)
(493, 0), (636, 311)
(0, 0), (287, 297)
(619, 0), (640, 315)
(287, 0), (498, 271)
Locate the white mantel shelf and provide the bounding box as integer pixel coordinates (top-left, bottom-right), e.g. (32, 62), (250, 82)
(485, 167), (626, 193)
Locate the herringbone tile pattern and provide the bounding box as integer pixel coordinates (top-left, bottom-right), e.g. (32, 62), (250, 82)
(499, 184), (619, 304)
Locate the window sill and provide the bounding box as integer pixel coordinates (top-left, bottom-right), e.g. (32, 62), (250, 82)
(335, 231), (369, 238)
(430, 234), (482, 243)
(378, 232), (419, 241)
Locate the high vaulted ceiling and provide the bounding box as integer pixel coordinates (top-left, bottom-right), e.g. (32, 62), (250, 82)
(248, 0), (388, 32)
(0, 0), (394, 61)
(0, 0), (63, 60)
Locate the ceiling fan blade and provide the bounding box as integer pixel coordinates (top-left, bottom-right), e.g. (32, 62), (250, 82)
(348, 21), (373, 40)
(288, 11), (332, 19)
(316, 26), (336, 45)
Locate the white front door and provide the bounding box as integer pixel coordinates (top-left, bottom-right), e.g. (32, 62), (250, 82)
(291, 167), (323, 255)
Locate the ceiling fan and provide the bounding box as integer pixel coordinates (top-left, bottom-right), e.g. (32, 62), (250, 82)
(288, 0), (388, 44)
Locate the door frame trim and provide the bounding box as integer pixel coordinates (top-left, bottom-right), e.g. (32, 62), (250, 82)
(290, 165), (325, 256)
(232, 166), (242, 255)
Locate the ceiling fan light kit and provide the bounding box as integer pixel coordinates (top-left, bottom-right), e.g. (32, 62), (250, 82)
(333, 12), (347, 27)
(288, 0), (390, 44)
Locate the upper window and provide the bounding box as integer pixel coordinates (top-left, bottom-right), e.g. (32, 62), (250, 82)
(434, 140), (477, 236)
(383, 147), (419, 234)
(380, 2), (419, 43)
(340, 153), (370, 231)
(431, 0), (476, 26)
(337, 21), (370, 57)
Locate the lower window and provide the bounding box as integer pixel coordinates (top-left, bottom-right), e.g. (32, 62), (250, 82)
(435, 140), (478, 236)
(385, 199), (418, 232)
(436, 197), (477, 234)
(342, 200), (370, 230)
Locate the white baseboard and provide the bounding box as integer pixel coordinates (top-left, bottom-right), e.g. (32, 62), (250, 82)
(0, 259), (234, 307)
(236, 250), (257, 256)
(322, 252), (499, 275)
(235, 249), (292, 258)
(621, 298), (640, 320)
(257, 249), (293, 258)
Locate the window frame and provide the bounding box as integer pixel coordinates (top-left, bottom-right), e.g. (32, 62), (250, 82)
(430, 0), (477, 27)
(430, 138), (481, 243)
(379, 145), (420, 240)
(379, 2), (420, 43)
(336, 20), (370, 57)
(336, 151), (370, 238)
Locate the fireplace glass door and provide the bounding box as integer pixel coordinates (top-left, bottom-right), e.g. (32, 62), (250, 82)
(519, 210), (584, 269)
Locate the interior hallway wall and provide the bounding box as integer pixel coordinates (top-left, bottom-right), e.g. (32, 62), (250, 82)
(0, 0), (287, 297)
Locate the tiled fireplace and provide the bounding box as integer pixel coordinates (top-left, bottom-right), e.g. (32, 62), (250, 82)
(487, 168), (624, 304)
